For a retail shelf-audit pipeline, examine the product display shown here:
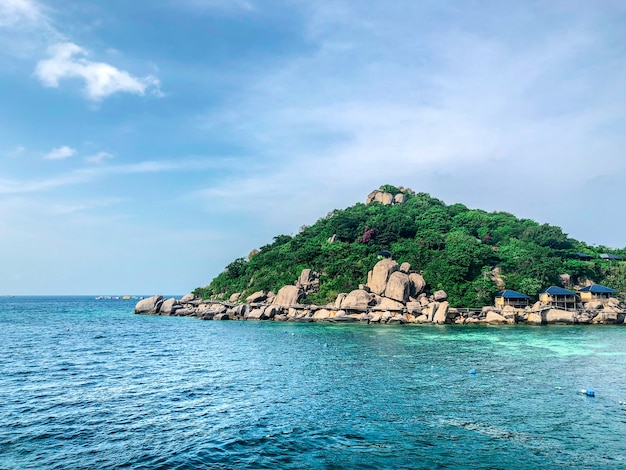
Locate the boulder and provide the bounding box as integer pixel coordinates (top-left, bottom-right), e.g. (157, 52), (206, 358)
(384, 271), (410, 303)
(409, 273), (426, 296)
(484, 312), (506, 324)
(341, 290), (372, 311)
(246, 307), (266, 320)
(399, 262), (411, 273)
(327, 234), (337, 244)
(545, 309), (575, 324)
(213, 313), (230, 320)
(180, 293), (195, 303)
(228, 292), (241, 303)
(273, 285), (303, 306)
(433, 290), (448, 302)
(246, 290), (266, 303)
(378, 297), (405, 311)
(366, 190), (378, 204)
(394, 193), (406, 204)
(381, 192), (394, 205)
(264, 305), (279, 319)
(526, 313), (543, 325)
(312, 309), (332, 320)
(381, 311), (393, 323)
(370, 313), (382, 323)
(134, 295), (164, 314)
(299, 269), (313, 285)
(433, 301), (449, 324)
(159, 297), (179, 315)
(367, 259), (399, 295)
(406, 302), (422, 314)
(388, 314), (407, 324)
(592, 311), (619, 324)
(415, 314), (429, 323)
(334, 293), (347, 309)
(585, 300), (603, 310)
(607, 297), (620, 308)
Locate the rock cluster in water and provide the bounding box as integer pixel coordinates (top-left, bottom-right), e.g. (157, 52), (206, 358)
(135, 259), (626, 325)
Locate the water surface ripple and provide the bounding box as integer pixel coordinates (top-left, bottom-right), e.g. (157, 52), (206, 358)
(1, 297), (625, 469)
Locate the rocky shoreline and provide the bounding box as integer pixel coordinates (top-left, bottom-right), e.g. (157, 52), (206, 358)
(135, 258), (625, 325)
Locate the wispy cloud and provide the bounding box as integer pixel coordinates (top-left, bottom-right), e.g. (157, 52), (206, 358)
(43, 145), (76, 160)
(0, 157), (238, 195)
(0, 0), (44, 28)
(35, 42), (161, 101)
(84, 151), (114, 164)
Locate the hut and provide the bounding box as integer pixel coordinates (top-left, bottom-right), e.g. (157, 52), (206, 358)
(577, 284), (619, 303)
(539, 286), (577, 310)
(495, 290), (531, 309)
(600, 253), (623, 261)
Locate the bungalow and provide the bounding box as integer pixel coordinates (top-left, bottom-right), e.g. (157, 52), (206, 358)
(539, 286), (577, 310)
(600, 253), (623, 261)
(577, 284), (619, 303)
(495, 290), (531, 309)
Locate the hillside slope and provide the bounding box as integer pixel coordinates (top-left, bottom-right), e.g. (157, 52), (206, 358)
(194, 185), (625, 307)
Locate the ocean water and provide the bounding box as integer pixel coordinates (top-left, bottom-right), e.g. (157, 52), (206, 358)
(1, 297), (625, 469)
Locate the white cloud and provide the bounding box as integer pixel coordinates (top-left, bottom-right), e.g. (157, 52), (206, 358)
(84, 151), (113, 164)
(0, 0), (43, 28)
(44, 145), (76, 160)
(35, 42), (161, 101)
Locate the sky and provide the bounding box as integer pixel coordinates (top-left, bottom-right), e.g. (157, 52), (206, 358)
(1, 0), (625, 295)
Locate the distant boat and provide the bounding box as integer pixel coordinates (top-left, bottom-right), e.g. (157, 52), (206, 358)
(122, 295), (131, 300)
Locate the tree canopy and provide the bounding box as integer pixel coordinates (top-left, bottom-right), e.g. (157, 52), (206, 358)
(194, 187), (625, 307)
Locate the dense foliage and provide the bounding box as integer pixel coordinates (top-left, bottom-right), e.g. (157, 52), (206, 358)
(195, 186), (626, 307)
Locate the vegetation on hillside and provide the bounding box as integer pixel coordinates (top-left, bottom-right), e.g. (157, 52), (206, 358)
(194, 186), (626, 307)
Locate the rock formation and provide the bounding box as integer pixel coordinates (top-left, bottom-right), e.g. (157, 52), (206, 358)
(135, 261), (625, 326)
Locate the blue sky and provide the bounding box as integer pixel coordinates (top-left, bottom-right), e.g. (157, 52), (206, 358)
(1, 0), (625, 295)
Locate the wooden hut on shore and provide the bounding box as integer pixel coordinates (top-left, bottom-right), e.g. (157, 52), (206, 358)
(577, 284), (619, 303)
(539, 286), (577, 310)
(495, 290), (531, 309)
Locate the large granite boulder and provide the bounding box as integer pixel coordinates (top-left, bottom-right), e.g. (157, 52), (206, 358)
(246, 290), (266, 303)
(378, 297), (405, 311)
(180, 293), (195, 303)
(273, 285), (303, 306)
(159, 297), (180, 315)
(228, 292), (242, 303)
(399, 262), (411, 273)
(545, 309), (575, 324)
(484, 311), (506, 324)
(134, 295), (164, 314)
(312, 309), (332, 320)
(433, 301), (449, 324)
(384, 271), (410, 303)
(433, 290), (448, 302)
(341, 290), (372, 310)
(409, 273), (426, 297)
(394, 193), (406, 204)
(334, 293), (347, 309)
(527, 313), (543, 325)
(367, 259), (399, 295)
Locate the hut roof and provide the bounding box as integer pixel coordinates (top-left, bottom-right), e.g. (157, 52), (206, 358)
(578, 284), (618, 294)
(600, 253), (623, 260)
(540, 286), (575, 296)
(575, 252), (594, 260)
(496, 289), (530, 299)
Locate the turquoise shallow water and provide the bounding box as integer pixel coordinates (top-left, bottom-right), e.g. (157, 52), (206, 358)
(1, 297), (625, 469)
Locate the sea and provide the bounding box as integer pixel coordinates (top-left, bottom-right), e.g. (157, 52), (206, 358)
(1, 296), (625, 469)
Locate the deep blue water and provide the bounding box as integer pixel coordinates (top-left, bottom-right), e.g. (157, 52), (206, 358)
(1, 297), (625, 469)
